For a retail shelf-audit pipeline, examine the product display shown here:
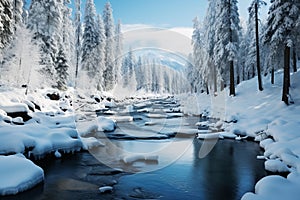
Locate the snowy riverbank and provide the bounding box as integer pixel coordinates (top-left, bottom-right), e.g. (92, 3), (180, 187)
(0, 87), (117, 195)
(178, 70), (300, 199)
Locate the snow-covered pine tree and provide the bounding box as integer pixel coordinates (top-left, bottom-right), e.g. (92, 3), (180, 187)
(115, 19), (123, 84)
(264, 0), (300, 104)
(185, 53), (196, 92)
(0, 0), (13, 50)
(203, 0), (218, 94)
(60, 0), (74, 75)
(27, 0), (62, 87)
(103, 2), (116, 91)
(55, 44), (69, 90)
(74, 0), (81, 87)
(121, 48), (136, 90)
(192, 17), (206, 94)
(135, 56), (144, 90)
(81, 0), (98, 80)
(213, 0), (241, 96)
(12, 0), (23, 31)
(95, 14), (106, 90)
(246, 0), (266, 91)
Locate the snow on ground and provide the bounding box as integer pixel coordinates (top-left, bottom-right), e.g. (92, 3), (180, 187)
(178, 71), (300, 199)
(0, 87), (118, 195)
(0, 154), (44, 196)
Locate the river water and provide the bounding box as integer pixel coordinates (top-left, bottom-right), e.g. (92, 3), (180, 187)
(3, 97), (267, 200)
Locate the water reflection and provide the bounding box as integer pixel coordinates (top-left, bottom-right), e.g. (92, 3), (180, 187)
(113, 138), (266, 200)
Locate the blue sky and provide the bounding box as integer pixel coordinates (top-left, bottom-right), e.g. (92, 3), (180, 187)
(88, 0), (268, 28)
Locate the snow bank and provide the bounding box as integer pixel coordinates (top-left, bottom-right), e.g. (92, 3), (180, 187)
(178, 71), (300, 199)
(242, 173), (300, 200)
(0, 154), (44, 196)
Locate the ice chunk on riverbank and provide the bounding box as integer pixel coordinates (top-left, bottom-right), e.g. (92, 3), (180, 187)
(145, 113), (167, 118)
(99, 186), (113, 193)
(197, 133), (220, 140)
(77, 116), (116, 135)
(97, 116), (116, 132)
(0, 154), (44, 196)
(109, 116), (133, 123)
(122, 154), (159, 164)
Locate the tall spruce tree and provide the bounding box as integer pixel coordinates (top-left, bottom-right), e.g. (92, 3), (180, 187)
(81, 0), (98, 79)
(213, 0), (241, 96)
(103, 2), (116, 91)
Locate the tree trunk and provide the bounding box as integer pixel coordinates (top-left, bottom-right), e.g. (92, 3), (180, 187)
(282, 45), (290, 105)
(228, 0), (235, 96)
(271, 68), (274, 84)
(206, 83), (209, 95)
(255, 2), (263, 91)
(293, 49), (297, 72)
(230, 60), (235, 96)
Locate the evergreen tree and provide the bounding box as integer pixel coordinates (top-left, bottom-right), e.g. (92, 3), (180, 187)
(55, 44), (69, 90)
(264, 0), (300, 104)
(103, 2), (116, 91)
(27, 0), (62, 86)
(0, 0), (13, 50)
(74, 0), (81, 87)
(192, 17), (205, 93)
(12, 0), (23, 31)
(203, 0), (218, 94)
(213, 0), (241, 96)
(95, 14), (106, 90)
(81, 0), (98, 79)
(115, 19), (123, 84)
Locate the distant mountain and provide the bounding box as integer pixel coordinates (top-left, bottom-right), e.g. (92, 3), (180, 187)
(132, 48), (188, 71)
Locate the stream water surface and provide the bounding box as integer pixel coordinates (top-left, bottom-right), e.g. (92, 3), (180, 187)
(3, 97), (267, 200)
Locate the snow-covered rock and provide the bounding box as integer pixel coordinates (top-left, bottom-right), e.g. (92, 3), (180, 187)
(265, 160), (290, 173)
(81, 137), (105, 150)
(0, 154), (44, 196)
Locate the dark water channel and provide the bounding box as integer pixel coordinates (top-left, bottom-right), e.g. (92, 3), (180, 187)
(3, 97), (267, 200)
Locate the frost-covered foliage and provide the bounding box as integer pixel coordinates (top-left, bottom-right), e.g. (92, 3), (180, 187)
(191, 17), (205, 92)
(95, 14), (106, 90)
(115, 20), (123, 83)
(81, 0), (98, 78)
(74, 0), (81, 86)
(203, 0), (218, 93)
(27, 0), (62, 85)
(0, 25), (42, 89)
(103, 2), (116, 91)
(121, 48), (136, 90)
(0, 0), (13, 50)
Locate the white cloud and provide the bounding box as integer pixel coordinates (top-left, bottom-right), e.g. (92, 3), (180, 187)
(121, 24), (193, 57)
